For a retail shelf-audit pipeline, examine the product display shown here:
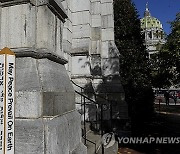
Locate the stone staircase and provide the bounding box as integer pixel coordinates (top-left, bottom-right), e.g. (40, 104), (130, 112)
(82, 122), (119, 154)
(82, 122), (102, 154)
(72, 80), (128, 154)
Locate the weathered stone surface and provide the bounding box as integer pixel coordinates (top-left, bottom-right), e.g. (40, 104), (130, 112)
(91, 1), (101, 14)
(72, 0), (90, 12)
(71, 55), (91, 75)
(1, 0), (87, 153)
(90, 54), (102, 76)
(16, 91), (42, 118)
(101, 41), (109, 58)
(16, 57), (75, 118)
(108, 41), (120, 58)
(63, 40), (72, 53)
(63, 0), (129, 124)
(63, 27), (73, 43)
(90, 0), (101, 2)
(36, 5), (56, 51)
(0, 3), (64, 56)
(73, 24), (91, 39)
(91, 14), (101, 27)
(65, 111), (82, 152)
(0, 3), (36, 49)
(64, 19), (73, 32)
(55, 19), (64, 56)
(43, 92), (75, 116)
(66, 8), (73, 21)
(91, 27), (101, 41)
(91, 40), (101, 54)
(15, 111), (85, 154)
(38, 59), (74, 92)
(15, 119), (45, 154)
(71, 143), (87, 154)
(101, 2), (113, 15)
(0, 0), (67, 21)
(102, 15), (114, 28)
(64, 0), (73, 11)
(72, 38), (91, 53)
(16, 57), (41, 92)
(46, 111), (84, 154)
(64, 56), (72, 77)
(101, 58), (119, 76)
(101, 28), (114, 41)
(72, 11), (91, 26)
(101, 0), (113, 3)
(45, 116), (69, 154)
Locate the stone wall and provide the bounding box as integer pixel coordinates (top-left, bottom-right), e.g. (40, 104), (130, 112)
(62, 0), (129, 122)
(0, 0), (87, 153)
(62, 0), (116, 78)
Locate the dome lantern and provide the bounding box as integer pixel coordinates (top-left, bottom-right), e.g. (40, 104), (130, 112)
(144, 2), (151, 17)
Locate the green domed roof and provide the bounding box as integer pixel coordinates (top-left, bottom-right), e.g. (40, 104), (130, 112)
(141, 16), (162, 29)
(140, 3), (163, 29)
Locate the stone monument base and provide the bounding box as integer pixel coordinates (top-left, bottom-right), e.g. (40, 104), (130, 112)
(15, 110), (87, 154)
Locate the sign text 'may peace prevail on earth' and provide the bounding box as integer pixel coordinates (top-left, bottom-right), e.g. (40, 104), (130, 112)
(0, 48), (15, 154)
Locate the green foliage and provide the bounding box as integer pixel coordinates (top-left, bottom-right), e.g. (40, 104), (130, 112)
(114, 0), (154, 122)
(151, 12), (180, 88)
(114, 0), (151, 88)
(165, 12), (180, 85)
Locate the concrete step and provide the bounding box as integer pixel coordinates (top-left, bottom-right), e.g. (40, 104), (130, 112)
(97, 142), (118, 154)
(82, 121), (120, 154)
(83, 130), (102, 154)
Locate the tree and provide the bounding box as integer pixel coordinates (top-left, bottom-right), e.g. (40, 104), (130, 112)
(114, 0), (151, 88)
(165, 12), (180, 86)
(151, 12), (180, 88)
(114, 0), (154, 131)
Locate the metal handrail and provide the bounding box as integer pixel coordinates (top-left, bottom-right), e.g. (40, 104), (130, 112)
(72, 80), (107, 154)
(82, 136), (97, 154)
(75, 90), (96, 104)
(74, 89), (98, 153)
(71, 80), (84, 90)
(71, 80), (111, 103)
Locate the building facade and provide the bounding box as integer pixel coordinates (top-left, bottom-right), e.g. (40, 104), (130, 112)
(0, 0), (86, 153)
(141, 3), (166, 58)
(0, 0), (128, 153)
(62, 0), (128, 127)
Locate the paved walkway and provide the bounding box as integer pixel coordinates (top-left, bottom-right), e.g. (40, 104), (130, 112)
(155, 96), (180, 105)
(118, 147), (144, 154)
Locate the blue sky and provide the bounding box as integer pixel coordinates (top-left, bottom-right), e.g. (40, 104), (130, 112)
(132, 0), (180, 34)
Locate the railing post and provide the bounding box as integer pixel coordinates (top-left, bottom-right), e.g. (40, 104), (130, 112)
(101, 104), (104, 154)
(71, 81), (98, 152)
(94, 94), (98, 131)
(81, 88), (83, 119)
(110, 101), (113, 131)
(84, 97), (86, 145)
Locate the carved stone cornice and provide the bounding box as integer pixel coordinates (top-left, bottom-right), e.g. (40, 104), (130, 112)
(11, 48), (68, 64)
(0, 0), (68, 22)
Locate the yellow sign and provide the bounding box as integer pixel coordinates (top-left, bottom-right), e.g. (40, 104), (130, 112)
(0, 47), (15, 154)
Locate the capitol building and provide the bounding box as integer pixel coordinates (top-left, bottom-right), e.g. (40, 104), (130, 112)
(141, 4), (166, 58)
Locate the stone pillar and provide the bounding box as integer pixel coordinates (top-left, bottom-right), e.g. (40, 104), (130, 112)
(0, 0), (87, 153)
(70, 0), (92, 87)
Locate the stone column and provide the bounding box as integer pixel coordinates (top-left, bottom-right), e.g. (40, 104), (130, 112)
(0, 0), (86, 153)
